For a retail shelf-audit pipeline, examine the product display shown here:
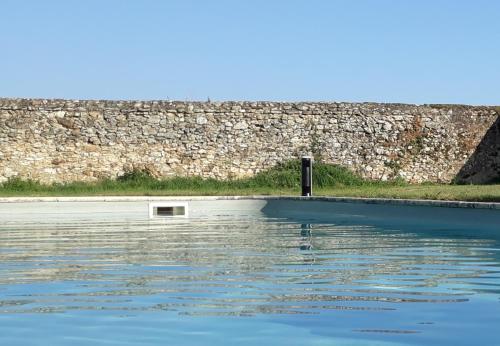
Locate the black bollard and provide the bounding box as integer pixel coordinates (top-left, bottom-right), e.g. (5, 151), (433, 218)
(301, 156), (313, 197)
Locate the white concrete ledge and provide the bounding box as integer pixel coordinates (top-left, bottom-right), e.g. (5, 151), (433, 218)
(0, 195), (499, 210)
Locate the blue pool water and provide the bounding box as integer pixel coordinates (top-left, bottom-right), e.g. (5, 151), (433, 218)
(1, 207), (500, 345)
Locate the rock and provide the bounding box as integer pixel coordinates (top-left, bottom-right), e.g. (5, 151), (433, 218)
(196, 116), (207, 125)
(233, 121), (248, 130)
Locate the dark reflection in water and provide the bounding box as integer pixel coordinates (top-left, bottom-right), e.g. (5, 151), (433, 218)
(1, 216), (499, 320)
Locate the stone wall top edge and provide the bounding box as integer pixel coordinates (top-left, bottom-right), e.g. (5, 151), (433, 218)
(0, 97), (498, 109)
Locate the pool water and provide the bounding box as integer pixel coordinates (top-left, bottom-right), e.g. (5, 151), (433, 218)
(0, 210), (499, 345)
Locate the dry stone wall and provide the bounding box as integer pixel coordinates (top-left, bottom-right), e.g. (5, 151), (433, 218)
(0, 98), (498, 184)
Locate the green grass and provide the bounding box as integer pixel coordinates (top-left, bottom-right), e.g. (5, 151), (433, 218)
(1, 160), (499, 202)
(315, 185), (500, 203)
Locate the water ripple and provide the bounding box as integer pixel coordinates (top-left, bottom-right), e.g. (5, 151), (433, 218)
(0, 217), (499, 320)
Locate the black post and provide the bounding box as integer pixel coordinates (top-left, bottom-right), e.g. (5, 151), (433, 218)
(301, 156), (313, 197)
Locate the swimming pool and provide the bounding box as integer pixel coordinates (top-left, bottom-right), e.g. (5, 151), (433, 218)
(0, 198), (499, 345)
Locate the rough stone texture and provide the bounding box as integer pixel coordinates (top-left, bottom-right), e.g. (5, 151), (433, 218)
(0, 98), (498, 184)
(455, 116), (500, 183)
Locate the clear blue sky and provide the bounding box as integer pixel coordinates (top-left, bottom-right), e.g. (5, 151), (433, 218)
(1, 0), (499, 104)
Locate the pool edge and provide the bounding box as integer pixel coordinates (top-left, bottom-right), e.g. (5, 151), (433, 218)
(0, 196), (499, 210)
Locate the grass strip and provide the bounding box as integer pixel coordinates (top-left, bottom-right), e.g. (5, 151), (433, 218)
(1, 160), (499, 202)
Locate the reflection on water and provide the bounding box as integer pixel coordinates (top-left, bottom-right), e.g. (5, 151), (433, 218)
(1, 217), (499, 314)
(0, 216), (500, 343)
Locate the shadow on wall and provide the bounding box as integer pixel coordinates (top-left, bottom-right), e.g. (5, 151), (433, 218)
(455, 114), (500, 184)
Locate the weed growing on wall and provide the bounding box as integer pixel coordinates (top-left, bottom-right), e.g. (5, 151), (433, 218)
(0, 160), (405, 195)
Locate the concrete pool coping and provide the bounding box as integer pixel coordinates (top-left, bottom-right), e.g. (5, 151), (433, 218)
(0, 195), (499, 210)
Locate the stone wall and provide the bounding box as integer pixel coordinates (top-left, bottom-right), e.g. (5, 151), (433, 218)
(0, 98), (498, 184)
